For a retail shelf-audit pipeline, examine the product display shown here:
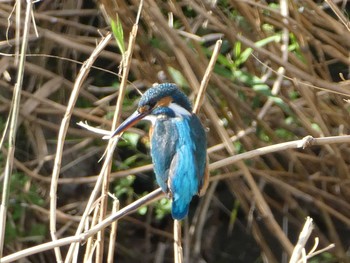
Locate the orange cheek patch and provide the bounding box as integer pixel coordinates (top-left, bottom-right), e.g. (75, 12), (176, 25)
(149, 125), (154, 139)
(139, 105), (150, 113)
(156, 96), (172, 107)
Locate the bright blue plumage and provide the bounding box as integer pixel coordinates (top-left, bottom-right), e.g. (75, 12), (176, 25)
(150, 114), (178, 193)
(111, 83), (208, 220)
(169, 117), (201, 219)
(189, 115), (207, 190)
(151, 114), (205, 220)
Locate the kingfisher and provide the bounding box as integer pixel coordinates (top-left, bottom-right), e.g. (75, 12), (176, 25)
(110, 83), (208, 220)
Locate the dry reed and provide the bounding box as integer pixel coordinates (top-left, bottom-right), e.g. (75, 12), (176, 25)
(0, 1), (349, 262)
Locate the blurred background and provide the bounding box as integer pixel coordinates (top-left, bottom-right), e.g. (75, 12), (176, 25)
(0, 0), (350, 262)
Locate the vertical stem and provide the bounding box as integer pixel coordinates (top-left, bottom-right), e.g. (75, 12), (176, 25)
(107, 199), (119, 263)
(49, 33), (113, 263)
(193, 39), (222, 114)
(14, 0), (21, 65)
(96, 16), (141, 263)
(96, 2), (143, 261)
(83, 204), (100, 263)
(173, 220), (183, 263)
(0, 0), (32, 258)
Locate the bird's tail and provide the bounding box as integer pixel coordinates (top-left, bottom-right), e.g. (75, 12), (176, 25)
(171, 194), (190, 220)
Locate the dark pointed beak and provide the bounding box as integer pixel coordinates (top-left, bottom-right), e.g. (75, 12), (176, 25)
(109, 110), (148, 138)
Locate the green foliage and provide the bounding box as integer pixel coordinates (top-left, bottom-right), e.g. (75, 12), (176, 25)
(154, 197), (172, 220)
(311, 123), (322, 133)
(111, 16), (125, 54)
(5, 221), (17, 243)
(119, 153), (145, 169)
(137, 197), (171, 220)
(122, 132), (141, 148)
(115, 132), (150, 169)
(137, 196), (171, 220)
(28, 223), (47, 240)
(275, 128), (295, 140)
(113, 175), (136, 200)
(257, 127), (271, 143)
(308, 252), (338, 263)
(168, 66), (189, 88)
(289, 90), (300, 100)
(209, 34), (294, 117)
(4, 173), (45, 243)
(233, 140), (244, 154)
(233, 34), (281, 68)
(8, 173), (44, 206)
(288, 33), (305, 63)
(137, 205), (148, 216)
(228, 199), (240, 231)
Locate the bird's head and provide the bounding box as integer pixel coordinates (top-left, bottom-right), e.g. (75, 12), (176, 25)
(110, 83), (192, 137)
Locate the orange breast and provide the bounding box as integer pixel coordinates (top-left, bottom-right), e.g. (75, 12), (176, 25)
(148, 125), (154, 147)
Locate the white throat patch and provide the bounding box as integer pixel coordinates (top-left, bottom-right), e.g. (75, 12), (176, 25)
(169, 103), (191, 117)
(143, 102), (191, 124)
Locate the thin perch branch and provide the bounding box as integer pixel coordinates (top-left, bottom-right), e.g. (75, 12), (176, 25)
(107, 197), (120, 263)
(174, 220), (183, 263)
(210, 135), (350, 170)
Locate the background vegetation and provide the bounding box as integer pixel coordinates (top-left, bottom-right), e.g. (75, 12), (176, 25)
(0, 0), (350, 262)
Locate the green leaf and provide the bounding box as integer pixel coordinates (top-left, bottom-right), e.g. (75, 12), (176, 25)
(138, 206), (148, 215)
(155, 198), (172, 220)
(228, 199), (240, 231)
(233, 41), (241, 58)
(123, 132), (141, 148)
(233, 70), (271, 95)
(311, 123), (322, 133)
(168, 67), (188, 87)
(235, 34), (281, 66)
(111, 16), (125, 54)
(114, 175), (136, 199)
(275, 128), (295, 140)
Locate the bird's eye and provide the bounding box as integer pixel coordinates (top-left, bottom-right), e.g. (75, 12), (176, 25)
(148, 101), (157, 109)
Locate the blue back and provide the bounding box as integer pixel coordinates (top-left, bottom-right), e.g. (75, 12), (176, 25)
(151, 114), (206, 220)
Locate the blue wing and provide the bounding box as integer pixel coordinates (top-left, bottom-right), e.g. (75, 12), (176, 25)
(189, 115), (207, 191)
(150, 118), (178, 192)
(151, 114), (207, 220)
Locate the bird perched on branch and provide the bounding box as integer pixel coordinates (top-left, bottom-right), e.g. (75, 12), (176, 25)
(110, 83), (208, 220)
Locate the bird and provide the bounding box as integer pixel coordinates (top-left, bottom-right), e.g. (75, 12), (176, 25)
(110, 83), (208, 220)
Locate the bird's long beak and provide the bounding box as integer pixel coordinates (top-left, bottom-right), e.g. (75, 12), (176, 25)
(109, 110), (147, 138)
